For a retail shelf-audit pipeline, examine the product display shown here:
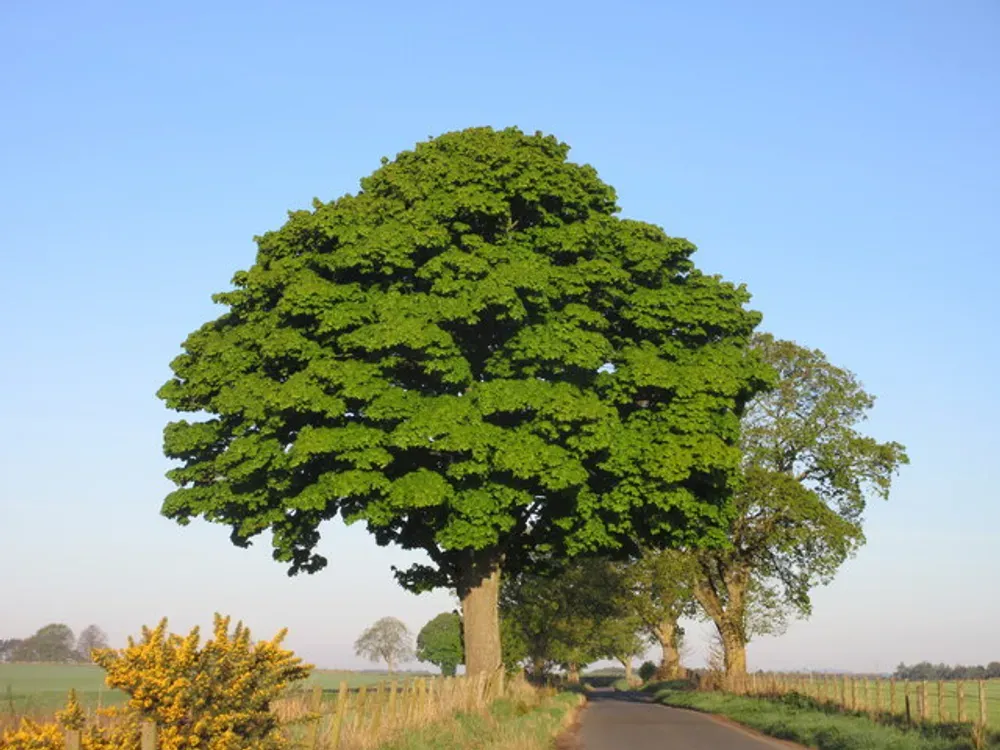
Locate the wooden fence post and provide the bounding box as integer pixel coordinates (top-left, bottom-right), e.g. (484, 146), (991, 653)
(937, 680), (945, 722)
(874, 678), (882, 717)
(979, 680), (988, 729)
(921, 682), (930, 723)
(330, 681), (350, 750)
(369, 682), (384, 738)
(65, 730), (81, 750)
(890, 678), (897, 716)
(353, 685), (368, 732)
(849, 677), (857, 711)
(905, 682), (913, 724)
(840, 676), (847, 710)
(306, 683), (323, 750)
(388, 680), (398, 726)
(958, 681), (967, 723)
(140, 721), (157, 750)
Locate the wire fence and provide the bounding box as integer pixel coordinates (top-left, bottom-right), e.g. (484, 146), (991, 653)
(704, 672), (1000, 730)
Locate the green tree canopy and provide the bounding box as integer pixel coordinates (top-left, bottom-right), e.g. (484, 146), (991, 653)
(501, 557), (642, 682)
(622, 549), (696, 678)
(158, 126), (768, 673)
(691, 333), (909, 676)
(415, 612), (464, 676)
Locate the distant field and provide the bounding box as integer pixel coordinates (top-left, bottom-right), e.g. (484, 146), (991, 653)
(0, 664), (435, 716)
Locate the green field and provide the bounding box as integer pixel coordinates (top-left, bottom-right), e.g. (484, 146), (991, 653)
(0, 664), (435, 716)
(782, 676), (1000, 729)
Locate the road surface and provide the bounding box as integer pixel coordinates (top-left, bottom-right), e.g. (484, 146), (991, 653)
(579, 690), (800, 750)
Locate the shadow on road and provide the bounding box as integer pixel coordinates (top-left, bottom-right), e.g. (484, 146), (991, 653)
(581, 688), (653, 704)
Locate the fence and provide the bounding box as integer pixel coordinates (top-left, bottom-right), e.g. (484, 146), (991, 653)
(56, 671), (515, 750)
(708, 672), (1000, 730)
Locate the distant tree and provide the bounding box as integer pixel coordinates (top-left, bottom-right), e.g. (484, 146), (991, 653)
(501, 557), (640, 684)
(354, 617), (413, 674)
(76, 625), (109, 662)
(157, 126), (769, 676)
(13, 624), (76, 662)
(691, 335), (908, 675)
(988, 662), (1000, 679)
(0, 639), (23, 663)
(622, 549), (696, 679)
(416, 612), (464, 676)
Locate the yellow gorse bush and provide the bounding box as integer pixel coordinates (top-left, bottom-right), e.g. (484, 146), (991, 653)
(0, 614), (312, 750)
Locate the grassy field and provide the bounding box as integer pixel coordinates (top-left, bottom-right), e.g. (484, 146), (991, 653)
(0, 663), (435, 715)
(653, 685), (1000, 750)
(754, 675), (1000, 730)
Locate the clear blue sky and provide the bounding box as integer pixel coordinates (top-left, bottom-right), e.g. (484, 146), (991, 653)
(1, 0), (997, 672)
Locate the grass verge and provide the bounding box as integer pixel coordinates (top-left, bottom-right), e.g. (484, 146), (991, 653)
(375, 692), (583, 750)
(652, 687), (1000, 750)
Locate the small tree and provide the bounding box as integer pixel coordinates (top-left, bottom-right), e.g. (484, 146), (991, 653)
(416, 612), (463, 676)
(76, 625), (109, 662)
(0, 639), (23, 663)
(354, 617), (413, 674)
(638, 660), (657, 683)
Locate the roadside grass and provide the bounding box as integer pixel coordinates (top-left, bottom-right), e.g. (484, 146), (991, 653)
(375, 692), (583, 750)
(652, 686), (1000, 750)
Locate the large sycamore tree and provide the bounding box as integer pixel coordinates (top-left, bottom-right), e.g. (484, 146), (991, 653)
(692, 334), (908, 676)
(158, 127), (767, 675)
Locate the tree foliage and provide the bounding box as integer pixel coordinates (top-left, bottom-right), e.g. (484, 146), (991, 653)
(691, 334), (909, 675)
(416, 612), (464, 676)
(500, 557), (643, 679)
(12, 624), (76, 663)
(76, 625), (109, 662)
(0, 639), (23, 663)
(354, 617), (413, 673)
(157, 126), (768, 672)
(894, 662), (1000, 680)
(622, 549), (696, 678)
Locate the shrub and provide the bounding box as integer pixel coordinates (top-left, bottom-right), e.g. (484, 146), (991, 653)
(638, 661), (658, 682)
(0, 615), (312, 750)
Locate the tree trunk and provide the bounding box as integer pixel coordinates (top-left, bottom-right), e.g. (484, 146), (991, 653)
(653, 619), (681, 679)
(619, 657), (634, 685)
(719, 620), (747, 677)
(458, 555), (503, 677)
(693, 560), (750, 678)
(567, 663), (581, 684)
(531, 656), (546, 681)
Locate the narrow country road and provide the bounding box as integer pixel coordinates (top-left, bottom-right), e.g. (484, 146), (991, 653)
(579, 690), (800, 750)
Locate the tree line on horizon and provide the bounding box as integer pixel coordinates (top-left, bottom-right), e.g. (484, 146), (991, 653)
(0, 624), (108, 664)
(156, 126), (909, 681)
(894, 661), (1000, 681)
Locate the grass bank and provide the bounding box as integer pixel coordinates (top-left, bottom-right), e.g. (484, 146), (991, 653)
(376, 692), (583, 750)
(652, 686), (999, 750)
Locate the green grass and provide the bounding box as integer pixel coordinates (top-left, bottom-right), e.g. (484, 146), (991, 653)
(0, 664), (433, 716)
(653, 686), (1000, 750)
(375, 692), (582, 750)
(0, 664), (124, 714)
